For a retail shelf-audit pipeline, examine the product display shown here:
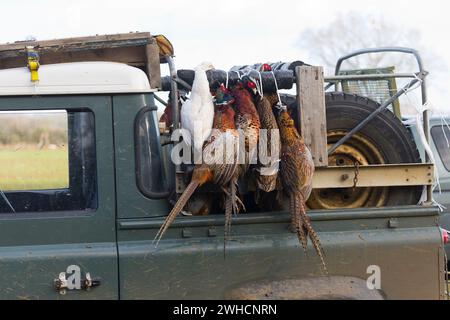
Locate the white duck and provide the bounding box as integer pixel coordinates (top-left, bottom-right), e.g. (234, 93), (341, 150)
(181, 62), (215, 152)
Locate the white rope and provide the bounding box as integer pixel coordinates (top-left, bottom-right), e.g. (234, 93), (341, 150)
(271, 61), (283, 71)
(256, 69), (264, 97)
(271, 71), (282, 106)
(401, 73), (424, 96)
(239, 67), (264, 97)
(441, 114), (450, 148)
(434, 199), (447, 212)
(225, 71), (229, 89)
(231, 70), (242, 80)
(401, 78), (442, 196)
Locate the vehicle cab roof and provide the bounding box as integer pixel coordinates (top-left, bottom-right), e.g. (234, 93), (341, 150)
(0, 61), (155, 96)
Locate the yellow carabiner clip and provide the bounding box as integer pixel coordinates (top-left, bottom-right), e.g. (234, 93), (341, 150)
(26, 46), (40, 82)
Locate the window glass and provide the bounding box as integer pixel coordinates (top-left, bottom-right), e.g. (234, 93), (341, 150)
(136, 108), (168, 197)
(0, 110), (69, 191)
(0, 110), (97, 213)
(431, 125), (450, 172)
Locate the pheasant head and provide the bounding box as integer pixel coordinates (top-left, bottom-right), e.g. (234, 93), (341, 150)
(214, 84), (235, 106)
(260, 63), (272, 72)
(240, 75), (258, 96)
(213, 85), (236, 132)
(231, 82), (258, 114)
(277, 109), (300, 144)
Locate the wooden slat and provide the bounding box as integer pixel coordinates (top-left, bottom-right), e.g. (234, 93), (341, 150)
(0, 32), (164, 89)
(312, 163), (434, 189)
(0, 45), (147, 69)
(296, 66), (328, 167)
(146, 43), (162, 89)
(0, 32), (153, 52)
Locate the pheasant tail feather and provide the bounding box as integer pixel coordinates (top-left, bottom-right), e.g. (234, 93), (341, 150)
(153, 180), (201, 247)
(298, 195), (327, 273)
(291, 195), (308, 252)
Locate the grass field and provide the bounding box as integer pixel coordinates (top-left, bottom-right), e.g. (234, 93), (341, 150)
(0, 147), (69, 191)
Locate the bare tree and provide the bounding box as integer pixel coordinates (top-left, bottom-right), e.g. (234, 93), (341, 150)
(297, 12), (446, 114)
(298, 12), (437, 73)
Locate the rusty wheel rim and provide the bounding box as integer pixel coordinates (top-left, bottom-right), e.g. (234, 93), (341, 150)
(307, 130), (389, 209)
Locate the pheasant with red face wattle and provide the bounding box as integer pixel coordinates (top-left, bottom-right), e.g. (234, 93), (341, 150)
(231, 81), (261, 175)
(154, 85), (242, 251)
(237, 75), (281, 215)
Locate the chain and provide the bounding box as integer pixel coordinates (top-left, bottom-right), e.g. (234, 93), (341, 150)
(352, 161), (360, 190)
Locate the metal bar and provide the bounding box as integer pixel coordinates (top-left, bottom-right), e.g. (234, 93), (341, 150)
(312, 163), (434, 189)
(324, 83), (334, 91)
(420, 68), (432, 204)
(117, 205), (438, 230)
(334, 47), (425, 76)
(325, 73), (417, 82)
(333, 47), (432, 203)
(0, 190), (15, 213)
(165, 56), (179, 130)
(153, 94), (168, 107)
(164, 56), (182, 198)
(173, 77), (192, 91)
(327, 71), (428, 155)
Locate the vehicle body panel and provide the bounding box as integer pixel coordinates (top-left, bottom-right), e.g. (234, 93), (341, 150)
(0, 89), (444, 299)
(0, 95), (118, 299)
(116, 207), (444, 300)
(111, 96), (445, 300)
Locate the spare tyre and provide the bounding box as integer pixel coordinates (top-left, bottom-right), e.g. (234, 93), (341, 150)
(281, 92), (422, 209)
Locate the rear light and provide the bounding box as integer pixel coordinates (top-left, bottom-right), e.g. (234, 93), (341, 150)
(441, 228), (450, 244)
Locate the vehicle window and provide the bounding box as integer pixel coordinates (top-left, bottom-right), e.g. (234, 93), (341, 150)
(431, 125), (450, 172)
(135, 107), (168, 197)
(0, 110), (97, 213)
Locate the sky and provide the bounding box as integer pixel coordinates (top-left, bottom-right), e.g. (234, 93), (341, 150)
(1, 0), (449, 111)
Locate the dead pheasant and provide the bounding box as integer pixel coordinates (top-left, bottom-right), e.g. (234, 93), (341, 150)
(254, 95), (280, 193)
(238, 75), (280, 194)
(277, 107), (327, 272)
(231, 82), (261, 174)
(154, 85), (241, 250)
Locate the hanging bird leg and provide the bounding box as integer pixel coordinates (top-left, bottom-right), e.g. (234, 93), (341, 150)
(220, 183), (246, 214)
(224, 185), (233, 258)
(223, 177), (244, 257)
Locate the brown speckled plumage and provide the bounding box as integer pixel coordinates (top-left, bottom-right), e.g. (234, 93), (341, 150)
(277, 109), (327, 273)
(231, 84), (261, 172)
(154, 92), (241, 249)
(265, 93), (281, 109)
(255, 96), (280, 193)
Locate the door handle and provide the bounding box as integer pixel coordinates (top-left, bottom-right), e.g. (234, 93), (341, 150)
(54, 271), (101, 295)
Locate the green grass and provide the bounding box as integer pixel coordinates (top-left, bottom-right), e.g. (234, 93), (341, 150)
(0, 148), (69, 191)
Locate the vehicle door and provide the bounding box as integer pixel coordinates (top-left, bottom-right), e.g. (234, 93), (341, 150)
(0, 95), (118, 299)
